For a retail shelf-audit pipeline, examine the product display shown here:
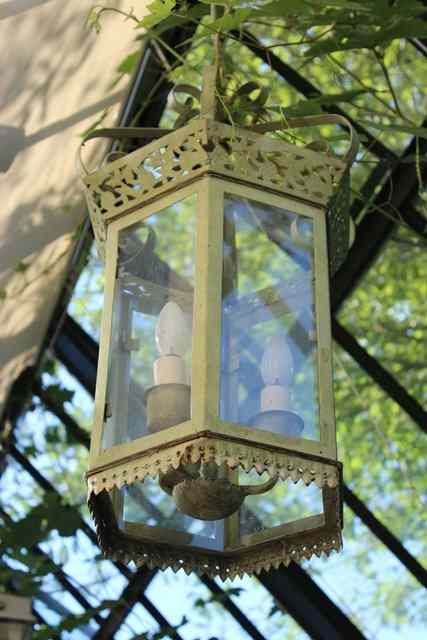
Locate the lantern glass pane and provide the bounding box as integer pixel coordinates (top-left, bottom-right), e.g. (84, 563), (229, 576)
(220, 194), (320, 440)
(102, 195), (195, 449)
(112, 473), (324, 553)
(115, 480), (225, 550)
(239, 471), (323, 536)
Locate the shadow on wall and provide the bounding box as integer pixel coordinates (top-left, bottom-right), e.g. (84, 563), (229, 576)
(0, 183), (86, 286)
(1, 1), (127, 148)
(0, 90), (123, 172)
(3, 7), (96, 123)
(0, 0), (58, 21)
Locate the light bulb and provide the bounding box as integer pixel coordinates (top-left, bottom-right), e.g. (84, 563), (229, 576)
(155, 301), (191, 357)
(261, 335), (294, 387)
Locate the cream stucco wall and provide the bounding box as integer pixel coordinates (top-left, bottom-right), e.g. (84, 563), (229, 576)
(0, 0), (146, 412)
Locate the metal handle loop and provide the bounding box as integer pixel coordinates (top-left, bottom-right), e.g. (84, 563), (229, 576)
(77, 127), (172, 177)
(78, 113), (359, 178)
(250, 114), (359, 167)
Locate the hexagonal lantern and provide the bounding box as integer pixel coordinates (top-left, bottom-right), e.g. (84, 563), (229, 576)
(79, 109), (357, 579)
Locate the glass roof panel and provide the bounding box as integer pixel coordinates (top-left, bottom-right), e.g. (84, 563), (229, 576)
(339, 226), (427, 408)
(306, 505), (427, 639)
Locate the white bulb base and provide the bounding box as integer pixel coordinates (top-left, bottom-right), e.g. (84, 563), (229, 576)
(154, 355), (187, 385)
(261, 385), (290, 412)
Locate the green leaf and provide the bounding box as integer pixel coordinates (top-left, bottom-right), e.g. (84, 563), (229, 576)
(43, 383), (75, 406)
(45, 425), (64, 445)
(306, 18), (427, 56)
(137, 0), (176, 30)
(211, 8), (253, 31)
(310, 89), (370, 104)
(117, 51), (141, 75)
(1, 494), (81, 550)
(271, 102), (323, 117)
(86, 7), (103, 34)
(15, 260), (29, 273)
(145, 4), (210, 36)
(198, 0), (236, 6)
(254, 0), (308, 16)
(33, 600), (120, 640)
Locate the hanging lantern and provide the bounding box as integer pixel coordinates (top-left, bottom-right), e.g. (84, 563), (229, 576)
(0, 594), (35, 639)
(79, 72), (358, 578)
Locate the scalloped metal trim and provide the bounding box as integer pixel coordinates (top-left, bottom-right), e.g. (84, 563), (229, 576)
(88, 489), (342, 579)
(87, 437), (340, 496)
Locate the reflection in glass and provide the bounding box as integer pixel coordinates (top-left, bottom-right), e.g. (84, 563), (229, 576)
(102, 195), (195, 449)
(220, 195), (320, 440)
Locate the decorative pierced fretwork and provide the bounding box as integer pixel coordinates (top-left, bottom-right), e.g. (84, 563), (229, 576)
(82, 118), (348, 270)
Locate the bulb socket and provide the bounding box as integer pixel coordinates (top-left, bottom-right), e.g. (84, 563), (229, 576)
(145, 383), (191, 433)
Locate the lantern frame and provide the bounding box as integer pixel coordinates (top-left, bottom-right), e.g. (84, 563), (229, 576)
(80, 116), (355, 577)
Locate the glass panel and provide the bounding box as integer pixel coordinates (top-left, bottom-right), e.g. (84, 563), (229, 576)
(146, 570), (309, 639)
(239, 471), (323, 538)
(220, 194), (320, 440)
(333, 342), (427, 563)
(339, 226), (427, 410)
(102, 195), (196, 449)
(114, 472), (324, 554)
(116, 479), (223, 551)
(306, 506), (427, 638)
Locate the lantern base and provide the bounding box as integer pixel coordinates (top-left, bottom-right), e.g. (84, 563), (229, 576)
(250, 410), (304, 437)
(145, 383), (191, 433)
(87, 436), (343, 578)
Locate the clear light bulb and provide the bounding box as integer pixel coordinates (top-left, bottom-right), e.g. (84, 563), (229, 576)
(261, 335), (294, 387)
(155, 301), (191, 357)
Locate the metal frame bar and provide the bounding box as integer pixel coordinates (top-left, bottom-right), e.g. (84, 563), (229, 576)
(33, 381), (271, 640)
(332, 320), (427, 433)
(5, 444), (180, 635)
(0, 506), (104, 625)
(343, 486), (427, 589)
(39, 383), (427, 591)
(259, 563), (366, 640)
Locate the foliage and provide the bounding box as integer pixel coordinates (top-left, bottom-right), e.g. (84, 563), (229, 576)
(2, 494), (81, 549)
(33, 600), (121, 640)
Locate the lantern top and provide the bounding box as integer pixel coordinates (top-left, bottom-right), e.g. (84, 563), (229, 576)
(79, 114), (357, 273)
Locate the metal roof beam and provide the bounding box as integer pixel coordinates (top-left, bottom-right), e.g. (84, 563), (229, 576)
(343, 486), (427, 589)
(332, 319), (427, 433)
(41, 381), (427, 593)
(258, 563), (366, 640)
(0, 506), (104, 625)
(5, 444), (173, 633)
(332, 117), (427, 312)
(199, 576), (268, 640)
